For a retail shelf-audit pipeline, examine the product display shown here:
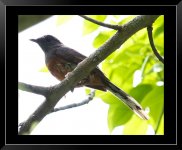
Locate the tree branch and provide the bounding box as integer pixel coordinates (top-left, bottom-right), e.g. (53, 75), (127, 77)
(50, 90), (95, 113)
(79, 15), (122, 30)
(18, 82), (49, 96)
(18, 15), (160, 135)
(147, 26), (164, 64)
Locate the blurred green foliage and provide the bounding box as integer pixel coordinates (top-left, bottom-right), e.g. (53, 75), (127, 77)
(82, 15), (164, 135)
(82, 15), (107, 35)
(56, 15), (74, 26)
(18, 15), (52, 32)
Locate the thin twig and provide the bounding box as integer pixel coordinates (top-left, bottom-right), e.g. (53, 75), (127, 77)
(18, 82), (49, 96)
(147, 26), (164, 64)
(50, 90), (95, 113)
(141, 55), (151, 76)
(79, 15), (122, 30)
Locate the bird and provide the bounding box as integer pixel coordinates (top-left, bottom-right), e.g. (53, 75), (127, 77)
(30, 35), (149, 120)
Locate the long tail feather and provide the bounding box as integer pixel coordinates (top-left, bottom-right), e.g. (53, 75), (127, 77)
(105, 80), (149, 120)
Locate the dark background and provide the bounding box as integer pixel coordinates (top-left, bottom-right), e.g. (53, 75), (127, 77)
(1, 0), (181, 149)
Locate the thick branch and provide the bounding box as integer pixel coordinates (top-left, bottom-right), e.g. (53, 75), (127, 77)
(18, 15), (160, 135)
(147, 26), (164, 63)
(79, 15), (121, 30)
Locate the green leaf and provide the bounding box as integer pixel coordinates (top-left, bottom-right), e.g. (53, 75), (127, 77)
(121, 84), (153, 135)
(123, 85), (163, 135)
(141, 86), (164, 132)
(118, 15), (136, 25)
(96, 90), (121, 105)
(123, 115), (149, 135)
(101, 42), (146, 92)
(108, 104), (133, 132)
(98, 84), (153, 133)
(85, 88), (91, 95)
(93, 30), (115, 48)
(82, 15), (107, 35)
(154, 33), (164, 55)
(113, 15), (122, 19)
(152, 63), (164, 73)
(129, 84), (154, 103)
(156, 114), (164, 135)
(56, 15), (74, 26)
(153, 15), (164, 38)
(103, 84), (163, 134)
(96, 90), (133, 132)
(39, 66), (49, 72)
(154, 23), (164, 38)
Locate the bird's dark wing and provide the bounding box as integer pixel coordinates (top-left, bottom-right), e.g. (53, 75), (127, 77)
(55, 44), (108, 91)
(55, 44), (87, 64)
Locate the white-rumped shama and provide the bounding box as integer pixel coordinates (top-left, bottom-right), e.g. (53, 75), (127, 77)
(30, 35), (149, 120)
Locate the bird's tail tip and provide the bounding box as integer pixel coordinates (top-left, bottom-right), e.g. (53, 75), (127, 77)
(125, 96), (150, 120)
(133, 108), (150, 120)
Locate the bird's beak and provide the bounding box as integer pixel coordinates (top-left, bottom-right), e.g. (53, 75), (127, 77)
(30, 39), (38, 43)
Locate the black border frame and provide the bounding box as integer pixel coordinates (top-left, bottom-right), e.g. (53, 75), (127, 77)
(1, 1), (181, 149)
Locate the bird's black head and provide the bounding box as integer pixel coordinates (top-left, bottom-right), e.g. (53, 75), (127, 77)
(30, 35), (62, 53)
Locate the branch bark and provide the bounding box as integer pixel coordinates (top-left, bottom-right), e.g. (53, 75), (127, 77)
(79, 15), (122, 30)
(18, 82), (49, 96)
(18, 15), (160, 135)
(147, 26), (164, 63)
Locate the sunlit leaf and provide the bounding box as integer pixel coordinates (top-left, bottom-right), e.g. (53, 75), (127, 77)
(154, 24), (164, 38)
(153, 15), (164, 38)
(108, 104), (133, 132)
(101, 42), (146, 92)
(96, 89), (133, 132)
(93, 30), (115, 48)
(39, 66), (49, 72)
(96, 90), (121, 105)
(110, 15), (131, 25)
(156, 114), (164, 135)
(56, 15), (74, 26)
(82, 15), (107, 35)
(123, 115), (149, 135)
(141, 86), (164, 132)
(154, 33), (164, 55)
(118, 15), (136, 25)
(152, 63), (164, 73)
(107, 84), (153, 133)
(85, 88), (91, 95)
(123, 85), (163, 135)
(132, 28), (148, 43)
(129, 84), (154, 103)
(113, 15), (121, 19)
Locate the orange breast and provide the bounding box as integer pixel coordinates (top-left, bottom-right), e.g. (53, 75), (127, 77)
(46, 57), (69, 81)
(45, 56), (107, 91)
